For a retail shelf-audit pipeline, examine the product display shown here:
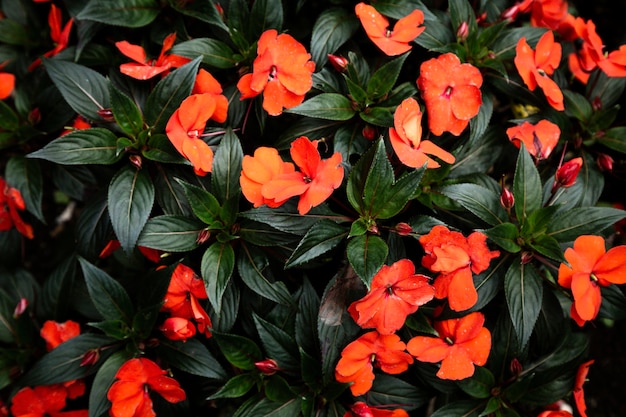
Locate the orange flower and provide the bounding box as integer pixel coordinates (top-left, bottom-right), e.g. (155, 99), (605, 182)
(514, 31), (564, 110)
(159, 317), (196, 342)
(236, 29), (315, 116)
(240, 147), (297, 209)
(563, 18), (606, 84)
(40, 320), (80, 351)
(165, 93), (225, 176)
(335, 331), (413, 396)
(115, 33), (190, 80)
(529, 0), (569, 31)
(573, 360), (593, 417)
(0, 177), (34, 239)
(192, 69), (229, 123)
(107, 358), (186, 417)
(354, 3), (425, 56)
(419, 225), (500, 311)
(598, 45), (626, 79)
(161, 264), (212, 337)
(28, 4), (74, 70)
(417, 53), (483, 136)
(406, 312), (491, 380)
(345, 402), (409, 417)
(558, 235), (626, 326)
(506, 119), (561, 160)
(0, 72), (14, 100)
(348, 259), (435, 334)
(254, 136), (344, 215)
(10, 385), (87, 417)
(389, 98), (455, 168)
(61, 115), (92, 136)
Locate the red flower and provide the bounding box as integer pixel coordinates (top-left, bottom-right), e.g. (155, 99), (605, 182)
(558, 235), (626, 326)
(552, 157), (583, 192)
(61, 115), (92, 136)
(40, 320), (80, 351)
(389, 98), (455, 168)
(254, 359), (281, 376)
(161, 264), (212, 337)
(28, 4), (74, 70)
(237, 29), (315, 116)
(0, 72), (14, 100)
(598, 45), (626, 79)
(354, 3), (425, 56)
(506, 119), (561, 160)
(165, 93), (225, 176)
(573, 360), (593, 417)
(115, 33), (190, 80)
(417, 53), (483, 136)
(159, 317), (196, 342)
(348, 259), (435, 334)
(419, 226), (500, 311)
(247, 136), (344, 215)
(564, 18), (606, 84)
(240, 147), (298, 209)
(537, 411), (573, 417)
(10, 385), (87, 417)
(514, 31), (564, 110)
(345, 402), (409, 417)
(107, 358), (186, 417)
(0, 177), (34, 239)
(407, 312), (491, 380)
(192, 69), (229, 122)
(529, 0), (569, 31)
(335, 331), (413, 396)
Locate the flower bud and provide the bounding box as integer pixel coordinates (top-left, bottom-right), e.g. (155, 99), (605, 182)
(327, 54), (349, 72)
(97, 108), (115, 122)
(501, 5), (520, 21)
(500, 187), (515, 210)
(456, 21), (469, 41)
(362, 124), (376, 141)
(395, 222), (413, 236)
(28, 108), (41, 125)
(521, 251), (534, 264)
(509, 357), (523, 376)
(552, 157), (583, 192)
(592, 96), (602, 111)
(80, 349), (100, 367)
(196, 228), (211, 244)
(596, 153), (613, 172)
(13, 298), (28, 318)
(129, 154), (143, 170)
(350, 402), (375, 417)
(255, 358), (280, 375)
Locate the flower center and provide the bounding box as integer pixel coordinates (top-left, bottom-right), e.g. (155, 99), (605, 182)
(386, 285), (394, 296)
(443, 86), (453, 98)
(444, 337), (454, 345)
(269, 65), (278, 81)
(385, 29), (392, 38)
(303, 175), (312, 183)
(187, 129), (201, 139)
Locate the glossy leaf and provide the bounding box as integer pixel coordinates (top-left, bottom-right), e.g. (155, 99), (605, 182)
(456, 367), (495, 399)
(429, 400), (484, 417)
(77, 0), (159, 28)
(201, 241), (235, 314)
(172, 38), (237, 69)
(39, 257), (77, 320)
(208, 373), (258, 400)
(88, 350), (131, 417)
(367, 53), (408, 99)
(137, 215), (205, 252)
(346, 234), (388, 286)
(110, 84), (143, 137)
(286, 93), (356, 121)
(368, 374), (429, 410)
(441, 183), (507, 226)
(484, 223), (521, 253)
(249, 0), (283, 38)
(158, 338), (227, 379)
(237, 243), (294, 306)
(504, 260), (543, 350)
(213, 332), (263, 371)
(168, 0), (228, 31)
(177, 179), (222, 226)
(4, 156), (44, 223)
(285, 220), (349, 268)
(253, 314), (299, 372)
(295, 279), (320, 356)
(513, 145), (542, 222)
(28, 128), (119, 165)
(599, 126), (626, 154)
(546, 207), (626, 242)
(310, 8), (359, 68)
(212, 128), (243, 204)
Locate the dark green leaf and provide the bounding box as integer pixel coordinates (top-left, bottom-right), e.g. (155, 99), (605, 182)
(334, 122), (369, 163)
(429, 400), (484, 417)
(368, 374), (429, 410)
(137, 215), (204, 252)
(208, 373), (258, 400)
(286, 93), (356, 121)
(169, 0), (228, 31)
(249, 0), (283, 37)
(346, 234), (388, 286)
(153, 166), (193, 216)
(563, 90), (592, 122)
(176, 179), (222, 226)
(367, 53), (408, 99)
(88, 350), (131, 417)
(295, 279), (320, 356)
(110, 84), (143, 137)
(201, 241), (235, 314)
(450, 126), (505, 178)
(546, 207), (626, 242)
(457, 367), (495, 399)
(468, 93), (493, 147)
(492, 27), (546, 60)
(76, 191), (112, 260)
(145, 56), (201, 133)
(599, 285), (626, 320)
(107, 166), (155, 254)
(441, 183), (507, 226)
(213, 332), (263, 371)
(449, 0), (477, 40)
(529, 234), (564, 262)
(171, 38), (237, 69)
(504, 260), (543, 350)
(43, 58), (110, 121)
(285, 220), (349, 268)
(5, 157), (44, 222)
(51, 165), (97, 201)
(359, 106), (394, 127)
(158, 338), (227, 379)
(599, 126), (626, 154)
(310, 8), (359, 68)
(414, 18), (454, 52)
(28, 128), (120, 165)
(143, 134), (187, 164)
(513, 144), (542, 222)
(484, 223), (521, 253)
(88, 320), (130, 340)
(253, 314), (299, 372)
(79, 257), (134, 323)
(39, 257), (77, 320)
(0, 100), (18, 130)
(77, 0), (159, 27)
(237, 243), (294, 306)
(212, 128), (243, 204)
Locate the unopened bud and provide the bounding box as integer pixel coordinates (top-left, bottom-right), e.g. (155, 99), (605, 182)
(457, 21), (469, 40)
(28, 108), (41, 125)
(521, 251), (534, 264)
(501, 5), (520, 20)
(350, 402), (375, 417)
(552, 157), (583, 192)
(395, 222), (413, 236)
(362, 125), (376, 141)
(255, 358), (280, 375)
(592, 96), (603, 111)
(97, 108), (115, 122)
(368, 222), (379, 234)
(328, 54), (349, 72)
(500, 187), (515, 210)
(13, 298), (28, 318)
(80, 349), (100, 367)
(129, 154), (143, 170)
(214, 3), (224, 20)
(510, 358), (523, 376)
(597, 153), (613, 172)
(476, 12), (488, 25)
(196, 229), (211, 244)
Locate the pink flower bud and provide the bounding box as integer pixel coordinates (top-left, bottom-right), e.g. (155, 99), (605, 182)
(500, 187), (515, 210)
(456, 21), (469, 40)
(255, 358), (280, 375)
(196, 229), (211, 244)
(361, 124), (376, 141)
(13, 298), (28, 318)
(129, 154), (143, 170)
(28, 108), (41, 125)
(97, 108), (115, 122)
(80, 349), (100, 367)
(501, 5), (520, 20)
(521, 251), (534, 264)
(553, 157), (583, 192)
(596, 153), (613, 172)
(327, 54), (349, 72)
(510, 358), (523, 376)
(592, 96), (602, 111)
(395, 222), (413, 236)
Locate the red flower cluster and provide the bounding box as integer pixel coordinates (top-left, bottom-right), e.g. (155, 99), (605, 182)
(160, 263), (212, 341)
(506, 119), (561, 160)
(115, 33), (190, 80)
(417, 53), (483, 136)
(558, 235), (626, 326)
(240, 136), (344, 215)
(107, 358), (186, 417)
(419, 225), (500, 311)
(0, 177), (34, 239)
(237, 29), (315, 116)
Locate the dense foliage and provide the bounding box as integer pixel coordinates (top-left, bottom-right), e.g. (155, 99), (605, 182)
(1, 0), (625, 416)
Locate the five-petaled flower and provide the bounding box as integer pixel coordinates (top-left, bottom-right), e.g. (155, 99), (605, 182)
(0, 177), (34, 239)
(10, 384), (88, 417)
(28, 4), (74, 70)
(335, 331), (413, 396)
(115, 33), (190, 80)
(355, 3), (425, 56)
(345, 402), (409, 417)
(237, 29), (315, 116)
(107, 357), (186, 417)
(241, 136), (344, 215)
(407, 311), (491, 380)
(506, 119), (561, 160)
(161, 264), (213, 338)
(348, 259), (435, 334)
(417, 53), (483, 136)
(40, 320), (80, 351)
(514, 31), (564, 111)
(419, 225), (500, 311)
(389, 97), (456, 168)
(557, 235), (626, 326)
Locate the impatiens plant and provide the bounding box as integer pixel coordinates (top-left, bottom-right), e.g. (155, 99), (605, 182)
(1, 0), (626, 416)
